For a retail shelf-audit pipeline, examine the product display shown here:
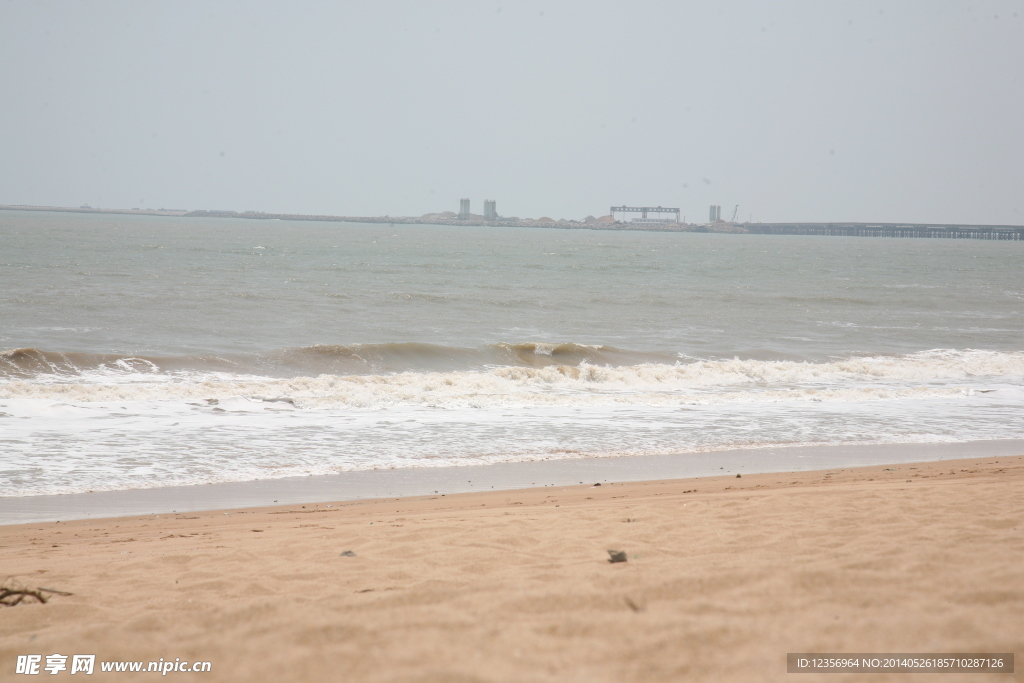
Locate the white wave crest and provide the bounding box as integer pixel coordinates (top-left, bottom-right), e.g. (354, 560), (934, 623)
(1, 349), (1018, 408)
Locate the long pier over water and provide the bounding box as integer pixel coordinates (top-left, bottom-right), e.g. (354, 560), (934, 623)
(744, 222), (1024, 240)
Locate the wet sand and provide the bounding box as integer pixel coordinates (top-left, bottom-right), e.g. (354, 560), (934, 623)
(7, 439), (1024, 525)
(1, 455), (1021, 681)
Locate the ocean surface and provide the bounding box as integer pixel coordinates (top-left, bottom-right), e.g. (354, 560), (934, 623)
(2, 210), (1023, 497)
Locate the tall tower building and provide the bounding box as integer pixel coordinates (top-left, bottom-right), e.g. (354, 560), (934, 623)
(483, 199), (497, 220)
(459, 198), (470, 219)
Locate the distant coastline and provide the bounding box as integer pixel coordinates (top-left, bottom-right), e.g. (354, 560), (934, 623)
(0, 203), (729, 232)
(0, 204), (190, 218)
(2, 203), (1023, 239)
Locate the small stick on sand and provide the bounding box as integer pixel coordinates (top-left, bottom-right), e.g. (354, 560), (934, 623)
(0, 579), (73, 606)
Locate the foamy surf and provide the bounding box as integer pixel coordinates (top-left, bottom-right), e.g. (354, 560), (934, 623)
(2, 348), (1021, 406)
(3, 393), (1022, 497)
(0, 342), (679, 381)
(2, 347), (1023, 497)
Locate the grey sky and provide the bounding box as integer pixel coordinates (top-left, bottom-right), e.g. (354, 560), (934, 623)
(1, 1), (1021, 223)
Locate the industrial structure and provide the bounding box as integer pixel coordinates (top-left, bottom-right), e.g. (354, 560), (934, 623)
(709, 205), (722, 222)
(610, 205), (681, 224)
(483, 199), (497, 220)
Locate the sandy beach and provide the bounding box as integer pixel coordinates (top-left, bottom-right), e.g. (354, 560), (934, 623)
(1, 454), (1021, 681)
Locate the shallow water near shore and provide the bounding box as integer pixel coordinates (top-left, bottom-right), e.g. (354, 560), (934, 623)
(4, 440), (1023, 524)
(2, 210), (1023, 497)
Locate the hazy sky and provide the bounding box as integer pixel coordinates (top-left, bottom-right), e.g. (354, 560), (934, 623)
(2, 1), (1022, 223)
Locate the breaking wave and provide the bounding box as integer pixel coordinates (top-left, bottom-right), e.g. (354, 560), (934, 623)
(2, 346), (1021, 408)
(0, 342), (678, 381)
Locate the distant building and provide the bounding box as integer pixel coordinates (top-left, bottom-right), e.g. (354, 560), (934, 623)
(610, 205), (680, 223)
(483, 199), (497, 220)
(458, 198), (471, 220)
(709, 205), (721, 222)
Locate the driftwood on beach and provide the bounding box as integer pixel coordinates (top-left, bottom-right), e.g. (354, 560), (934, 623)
(0, 579), (72, 607)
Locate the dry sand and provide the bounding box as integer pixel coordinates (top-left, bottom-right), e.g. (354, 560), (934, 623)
(2, 455), (1022, 682)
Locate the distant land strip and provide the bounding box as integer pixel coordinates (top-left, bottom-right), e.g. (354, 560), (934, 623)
(2, 204), (1023, 239)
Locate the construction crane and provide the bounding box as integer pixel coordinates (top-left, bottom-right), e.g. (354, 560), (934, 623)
(730, 205), (739, 223)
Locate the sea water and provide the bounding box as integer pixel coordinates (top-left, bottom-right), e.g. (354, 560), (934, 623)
(2, 210), (1023, 496)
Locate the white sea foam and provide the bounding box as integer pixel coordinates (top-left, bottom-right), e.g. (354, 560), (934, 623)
(3, 388), (1023, 497)
(2, 349), (1023, 496)
(1, 349), (1020, 408)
